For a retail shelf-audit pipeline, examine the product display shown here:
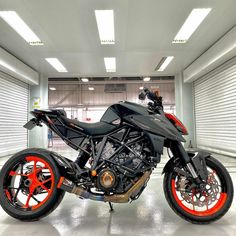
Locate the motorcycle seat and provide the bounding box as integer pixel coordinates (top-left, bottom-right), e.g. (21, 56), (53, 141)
(61, 117), (117, 136)
(34, 109), (67, 117)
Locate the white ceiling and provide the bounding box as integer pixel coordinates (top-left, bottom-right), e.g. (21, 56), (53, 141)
(0, 0), (236, 78)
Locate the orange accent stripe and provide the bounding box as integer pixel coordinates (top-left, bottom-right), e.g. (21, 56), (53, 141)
(5, 190), (11, 200)
(57, 177), (65, 189)
(171, 179), (227, 217)
(9, 171), (15, 176)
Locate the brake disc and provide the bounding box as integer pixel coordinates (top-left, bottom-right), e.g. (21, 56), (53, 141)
(177, 171), (220, 207)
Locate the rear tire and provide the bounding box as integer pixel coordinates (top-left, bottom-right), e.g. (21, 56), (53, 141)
(0, 148), (65, 221)
(163, 156), (233, 224)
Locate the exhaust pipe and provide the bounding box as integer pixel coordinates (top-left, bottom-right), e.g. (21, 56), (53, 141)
(57, 171), (151, 203)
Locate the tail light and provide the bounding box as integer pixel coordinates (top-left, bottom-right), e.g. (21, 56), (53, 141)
(165, 113), (188, 135)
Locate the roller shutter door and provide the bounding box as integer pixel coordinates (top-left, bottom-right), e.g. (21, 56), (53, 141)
(0, 72), (29, 157)
(194, 57), (236, 156)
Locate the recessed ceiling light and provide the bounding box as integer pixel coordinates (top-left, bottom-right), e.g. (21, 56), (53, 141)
(88, 87), (94, 91)
(139, 86), (144, 90)
(155, 56), (174, 71)
(0, 60), (16, 72)
(172, 8), (211, 43)
(45, 58), (68, 72)
(49, 87), (56, 91)
(0, 11), (43, 46)
(104, 57), (116, 72)
(143, 77), (150, 82)
(81, 78), (89, 82)
(95, 10), (115, 44)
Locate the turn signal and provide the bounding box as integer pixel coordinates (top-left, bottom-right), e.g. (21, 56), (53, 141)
(91, 170), (97, 176)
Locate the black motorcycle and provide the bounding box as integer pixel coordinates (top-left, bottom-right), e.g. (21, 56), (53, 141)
(0, 88), (233, 224)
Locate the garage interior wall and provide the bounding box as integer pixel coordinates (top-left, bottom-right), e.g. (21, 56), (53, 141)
(48, 81), (175, 122)
(29, 76), (48, 148)
(174, 73), (195, 148)
(194, 57), (236, 157)
(0, 72), (29, 157)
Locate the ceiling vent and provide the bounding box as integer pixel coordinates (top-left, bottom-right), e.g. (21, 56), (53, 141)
(104, 84), (126, 93)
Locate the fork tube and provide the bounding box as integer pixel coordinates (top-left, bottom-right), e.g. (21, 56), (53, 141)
(171, 141), (200, 182)
(171, 141), (190, 163)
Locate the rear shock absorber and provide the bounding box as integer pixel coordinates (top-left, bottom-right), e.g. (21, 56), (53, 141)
(75, 144), (91, 169)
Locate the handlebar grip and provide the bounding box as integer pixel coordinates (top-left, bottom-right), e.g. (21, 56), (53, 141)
(138, 87), (160, 101)
(138, 91), (146, 100)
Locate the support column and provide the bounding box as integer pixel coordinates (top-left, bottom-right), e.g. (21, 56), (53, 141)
(175, 72), (195, 148)
(29, 75), (48, 148)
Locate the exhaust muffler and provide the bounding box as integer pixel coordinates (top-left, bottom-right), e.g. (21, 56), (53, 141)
(57, 171), (151, 203)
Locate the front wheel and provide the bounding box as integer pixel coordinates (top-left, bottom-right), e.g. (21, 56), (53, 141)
(163, 156), (233, 224)
(0, 149), (65, 221)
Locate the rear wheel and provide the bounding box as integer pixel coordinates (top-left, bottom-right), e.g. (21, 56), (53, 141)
(0, 149), (65, 221)
(163, 157), (233, 224)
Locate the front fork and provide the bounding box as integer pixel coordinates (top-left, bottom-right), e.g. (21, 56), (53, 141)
(170, 142), (206, 184)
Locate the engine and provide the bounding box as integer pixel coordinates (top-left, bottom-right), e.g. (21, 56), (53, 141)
(97, 141), (146, 170)
(95, 140), (152, 195)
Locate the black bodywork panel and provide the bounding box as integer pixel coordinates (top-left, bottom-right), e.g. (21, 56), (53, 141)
(27, 101), (185, 157)
(101, 101), (185, 142)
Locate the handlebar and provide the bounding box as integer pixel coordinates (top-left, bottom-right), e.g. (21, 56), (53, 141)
(138, 88), (157, 101)
(138, 87), (163, 110)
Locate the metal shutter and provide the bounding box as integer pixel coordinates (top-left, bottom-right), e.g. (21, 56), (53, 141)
(194, 57), (236, 156)
(0, 72), (29, 157)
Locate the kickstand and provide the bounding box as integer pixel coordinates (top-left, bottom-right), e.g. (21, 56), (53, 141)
(108, 202), (114, 212)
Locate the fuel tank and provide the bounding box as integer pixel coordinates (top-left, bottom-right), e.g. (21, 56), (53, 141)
(101, 101), (185, 142)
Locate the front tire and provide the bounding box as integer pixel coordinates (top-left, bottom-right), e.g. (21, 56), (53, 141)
(0, 148), (65, 221)
(163, 156), (234, 224)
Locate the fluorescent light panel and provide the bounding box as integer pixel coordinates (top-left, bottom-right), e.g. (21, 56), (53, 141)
(81, 78), (89, 82)
(156, 56), (174, 71)
(49, 87), (56, 91)
(173, 8), (211, 43)
(104, 57), (116, 72)
(143, 77), (150, 82)
(95, 10), (115, 44)
(45, 58), (68, 72)
(0, 11), (43, 45)
(88, 87), (94, 91)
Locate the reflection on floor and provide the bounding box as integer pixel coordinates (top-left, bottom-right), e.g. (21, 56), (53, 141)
(0, 142), (236, 236)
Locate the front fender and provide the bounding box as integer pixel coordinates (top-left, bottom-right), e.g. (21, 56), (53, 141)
(162, 158), (175, 175)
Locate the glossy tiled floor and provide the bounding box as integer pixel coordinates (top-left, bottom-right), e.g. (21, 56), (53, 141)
(0, 143), (236, 236)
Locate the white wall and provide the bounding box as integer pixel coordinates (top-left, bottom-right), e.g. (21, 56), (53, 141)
(175, 73), (195, 147)
(184, 26), (236, 83)
(0, 47), (39, 85)
(176, 26), (236, 149)
(29, 75), (48, 148)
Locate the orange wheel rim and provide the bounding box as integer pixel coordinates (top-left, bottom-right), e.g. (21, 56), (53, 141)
(171, 176), (227, 217)
(5, 156), (55, 211)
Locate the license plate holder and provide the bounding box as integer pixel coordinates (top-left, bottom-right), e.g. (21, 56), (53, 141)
(23, 119), (37, 130)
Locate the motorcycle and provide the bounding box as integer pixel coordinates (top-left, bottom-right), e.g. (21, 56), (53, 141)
(0, 88), (233, 224)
